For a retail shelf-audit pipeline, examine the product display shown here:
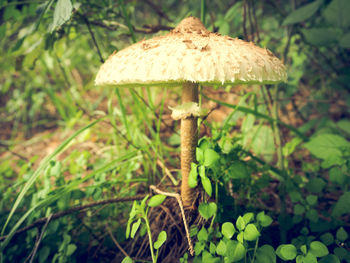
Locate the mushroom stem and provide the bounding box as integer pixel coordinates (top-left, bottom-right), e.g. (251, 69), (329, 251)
(180, 82), (199, 208)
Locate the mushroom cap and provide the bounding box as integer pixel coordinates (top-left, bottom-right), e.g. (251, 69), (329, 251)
(95, 17), (287, 87)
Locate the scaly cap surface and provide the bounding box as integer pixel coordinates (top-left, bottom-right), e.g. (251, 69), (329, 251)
(95, 16), (287, 87)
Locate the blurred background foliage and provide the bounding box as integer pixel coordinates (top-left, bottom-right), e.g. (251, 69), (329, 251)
(0, 0), (349, 262)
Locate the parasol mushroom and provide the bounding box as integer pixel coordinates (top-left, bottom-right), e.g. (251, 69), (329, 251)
(95, 16), (287, 209)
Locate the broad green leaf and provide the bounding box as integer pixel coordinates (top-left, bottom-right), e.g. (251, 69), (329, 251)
(66, 244), (77, 256)
(310, 241), (329, 257)
(320, 233), (334, 246)
(198, 165), (206, 179)
(148, 195), (166, 207)
(236, 216), (245, 231)
(332, 191), (350, 217)
(276, 244), (297, 261)
(226, 240), (245, 262)
(228, 161), (249, 179)
(257, 211), (273, 227)
(319, 254), (341, 263)
(216, 240), (227, 256)
(39, 246), (50, 263)
(324, 0), (350, 28)
(306, 178), (326, 193)
(51, 0), (73, 32)
(198, 202), (217, 220)
(249, 125), (275, 162)
(243, 213), (254, 224)
(204, 149), (220, 167)
(304, 133), (350, 162)
(304, 252), (318, 263)
(130, 218), (141, 239)
(188, 163), (198, 188)
(237, 232), (244, 243)
(336, 227), (348, 241)
(329, 167), (346, 185)
(282, 0), (323, 25)
(306, 195), (318, 206)
(194, 241), (205, 256)
(196, 147), (204, 163)
(221, 222), (236, 239)
(201, 176), (212, 196)
(154, 231), (167, 249)
(294, 204), (305, 215)
(202, 250), (220, 263)
(209, 242), (216, 255)
(340, 33), (350, 48)
(255, 245), (276, 263)
(301, 28), (341, 46)
(198, 227), (208, 241)
(243, 224), (260, 241)
(121, 257), (133, 263)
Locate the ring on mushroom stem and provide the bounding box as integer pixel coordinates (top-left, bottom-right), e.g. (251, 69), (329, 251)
(95, 16), (287, 208)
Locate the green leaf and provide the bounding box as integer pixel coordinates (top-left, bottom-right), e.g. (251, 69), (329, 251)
(222, 222), (236, 239)
(204, 149), (220, 167)
(301, 28), (342, 46)
(216, 240), (227, 256)
(237, 232), (244, 243)
(198, 227), (208, 241)
(332, 191), (350, 217)
(198, 202), (217, 220)
(304, 133), (350, 164)
(255, 245), (276, 263)
(236, 216), (245, 231)
(154, 231), (167, 249)
(39, 246), (50, 263)
(51, 0), (73, 32)
(196, 147), (204, 163)
(228, 161), (249, 179)
(319, 254), (341, 263)
(148, 195), (166, 207)
(66, 244), (77, 256)
(304, 252), (318, 263)
(257, 211), (273, 227)
(294, 204), (306, 215)
(209, 242), (216, 255)
(276, 244), (297, 261)
(306, 178), (326, 193)
(188, 163), (198, 188)
(329, 167), (346, 185)
(324, 0), (350, 28)
(243, 224), (260, 241)
(201, 176), (212, 196)
(320, 233), (334, 246)
(131, 218), (141, 239)
(243, 213), (254, 224)
(340, 33), (350, 48)
(309, 241), (329, 257)
(194, 241), (205, 256)
(198, 165), (206, 179)
(226, 240), (245, 262)
(306, 195), (318, 206)
(121, 257), (133, 263)
(336, 227), (348, 241)
(282, 0), (323, 25)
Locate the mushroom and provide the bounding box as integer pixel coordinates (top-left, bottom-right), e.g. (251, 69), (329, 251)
(95, 16), (287, 208)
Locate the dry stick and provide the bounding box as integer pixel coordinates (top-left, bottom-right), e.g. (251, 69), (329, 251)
(150, 185), (194, 256)
(106, 223), (130, 259)
(0, 195), (146, 241)
(143, 0), (172, 22)
(28, 214), (53, 263)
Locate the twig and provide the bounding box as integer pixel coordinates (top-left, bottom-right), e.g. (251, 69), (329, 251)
(156, 159), (178, 186)
(243, 0), (249, 40)
(106, 223), (130, 259)
(0, 195), (146, 241)
(143, 0), (172, 22)
(0, 142), (28, 161)
(79, 13), (104, 63)
(28, 214), (53, 263)
(149, 185), (194, 256)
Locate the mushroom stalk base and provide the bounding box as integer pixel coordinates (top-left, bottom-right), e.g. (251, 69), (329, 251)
(180, 82), (199, 208)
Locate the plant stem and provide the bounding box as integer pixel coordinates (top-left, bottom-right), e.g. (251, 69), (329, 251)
(251, 237), (259, 263)
(271, 84), (287, 243)
(180, 82), (199, 208)
(144, 209), (156, 263)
